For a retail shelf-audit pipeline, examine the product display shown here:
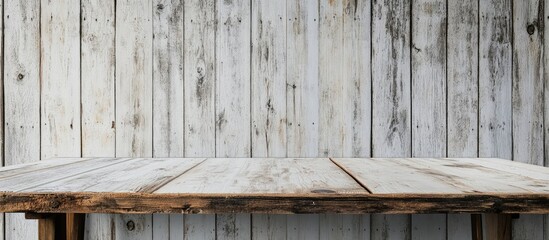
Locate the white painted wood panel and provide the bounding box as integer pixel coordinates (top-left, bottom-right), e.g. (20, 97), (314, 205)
(215, 0), (252, 238)
(411, 0), (447, 239)
(3, 0), (40, 238)
(251, 0), (288, 238)
(318, 0), (371, 238)
(447, 0), (478, 239)
(152, 0), (185, 238)
(184, 0), (217, 239)
(512, 0), (545, 239)
(479, 0), (513, 159)
(81, 0), (116, 237)
(286, 0), (320, 238)
(40, 0), (81, 159)
(371, 0), (412, 238)
(115, 0), (153, 239)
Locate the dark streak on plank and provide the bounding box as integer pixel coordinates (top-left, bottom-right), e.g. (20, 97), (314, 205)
(2, 193), (548, 215)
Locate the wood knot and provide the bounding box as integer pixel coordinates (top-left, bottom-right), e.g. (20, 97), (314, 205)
(156, 3), (164, 10)
(126, 220), (135, 231)
(527, 24), (536, 35)
(17, 73), (24, 81)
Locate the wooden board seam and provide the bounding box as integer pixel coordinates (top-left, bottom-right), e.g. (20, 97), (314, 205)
(329, 158), (373, 193)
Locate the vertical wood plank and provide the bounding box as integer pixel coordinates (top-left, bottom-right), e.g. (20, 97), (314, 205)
(286, 0), (320, 238)
(545, 0), (549, 238)
(184, 0), (217, 239)
(251, 0), (287, 238)
(286, 0), (319, 158)
(81, 0), (116, 237)
(479, 0), (512, 159)
(215, 0), (251, 239)
(411, 0), (447, 239)
(447, 0), (478, 239)
(512, 0), (545, 239)
(152, 0), (184, 238)
(371, 0), (412, 239)
(4, 0), (40, 238)
(319, 0), (371, 238)
(40, 0), (81, 160)
(115, 0), (153, 239)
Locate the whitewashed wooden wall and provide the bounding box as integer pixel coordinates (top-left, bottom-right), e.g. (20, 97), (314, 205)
(1, 0), (547, 239)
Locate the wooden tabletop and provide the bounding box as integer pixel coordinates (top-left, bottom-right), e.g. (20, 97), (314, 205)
(0, 158), (547, 214)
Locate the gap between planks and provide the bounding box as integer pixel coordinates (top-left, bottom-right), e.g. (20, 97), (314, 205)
(329, 158), (373, 194)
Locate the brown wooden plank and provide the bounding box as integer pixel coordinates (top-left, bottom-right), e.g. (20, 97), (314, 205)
(485, 214), (511, 240)
(155, 158), (367, 194)
(471, 214), (482, 240)
(1, 193), (548, 214)
(38, 214), (65, 240)
(66, 213), (85, 240)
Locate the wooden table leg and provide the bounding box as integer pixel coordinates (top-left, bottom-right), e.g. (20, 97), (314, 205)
(26, 213), (86, 240)
(471, 214), (483, 240)
(66, 213), (86, 240)
(485, 214), (512, 240)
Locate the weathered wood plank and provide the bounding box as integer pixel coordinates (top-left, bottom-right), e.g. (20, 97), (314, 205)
(81, 0), (116, 238)
(115, 0), (154, 238)
(152, 0), (185, 238)
(215, 0), (252, 238)
(250, 0), (288, 238)
(40, 0), (81, 159)
(0, 158), (130, 191)
(81, 0), (116, 158)
(479, 0), (513, 159)
(183, 0), (217, 239)
(2, 192), (549, 214)
(411, 0), (447, 238)
(0, 158), (89, 179)
(4, 0), (40, 236)
(447, 0), (479, 158)
(152, 0), (184, 158)
(449, 1), (481, 227)
(286, 0), (320, 237)
(156, 158), (366, 194)
(371, 0), (412, 238)
(512, 1), (545, 239)
(286, 0), (319, 158)
(318, 0), (371, 238)
(21, 158), (205, 193)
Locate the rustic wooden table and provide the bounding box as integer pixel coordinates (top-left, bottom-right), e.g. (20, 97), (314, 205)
(0, 158), (547, 240)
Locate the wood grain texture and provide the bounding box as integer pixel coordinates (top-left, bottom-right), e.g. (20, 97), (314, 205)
(512, 1), (545, 239)
(411, 0), (447, 238)
(40, 0), (81, 159)
(371, 0), (412, 238)
(286, 0), (320, 237)
(81, 0), (116, 158)
(215, 0), (252, 238)
(81, 0), (116, 237)
(4, 0), (40, 238)
(1, 192), (549, 214)
(318, 0), (371, 238)
(152, 0), (185, 238)
(156, 158), (366, 194)
(479, 0), (513, 159)
(183, 0), (217, 238)
(115, 0), (153, 238)
(250, 0), (288, 238)
(286, 0), (319, 158)
(447, 1), (479, 238)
